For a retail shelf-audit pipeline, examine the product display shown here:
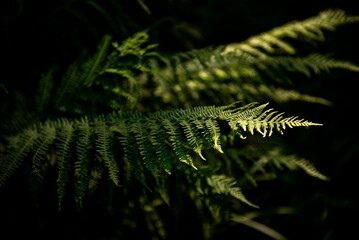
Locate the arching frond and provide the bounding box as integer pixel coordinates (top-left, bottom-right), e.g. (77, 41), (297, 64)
(266, 149), (329, 181)
(222, 9), (359, 57)
(206, 174), (259, 208)
(0, 128), (38, 186)
(0, 102), (322, 194)
(146, 10), (359, 108)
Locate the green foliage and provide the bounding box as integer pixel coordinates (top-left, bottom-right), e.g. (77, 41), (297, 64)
(0, 102), (321, 208)
(52, 31), (158, 114)
(148, 9), (359, 107)
(30, 10), (358, 115)
(1, 5), (358, 239)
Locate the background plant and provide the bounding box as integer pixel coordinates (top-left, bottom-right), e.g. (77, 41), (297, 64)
(1, 1), (359, 239)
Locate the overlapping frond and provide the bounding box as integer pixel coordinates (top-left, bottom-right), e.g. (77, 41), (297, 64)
(53, 31), (157, 114)
(37, 10), (359, 114)
(0, 102), (321, 202)
(147, 10), (359, 108)
(3, 9), (355, 216)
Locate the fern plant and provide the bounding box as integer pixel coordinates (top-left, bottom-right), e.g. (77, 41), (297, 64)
(1, 6), (358, 239)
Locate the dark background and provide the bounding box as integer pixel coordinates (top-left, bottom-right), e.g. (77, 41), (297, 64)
(1, 0), (359, 239)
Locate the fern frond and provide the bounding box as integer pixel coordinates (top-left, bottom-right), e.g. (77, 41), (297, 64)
(32, 122), (57, 180)
(95, 122), (120, 186)
(56, 120), (75, 210)
(0, 128), (38, 186)
(223, 9), (359, 56)
(207, 174), (259, 208)
(133, 120), (158, 175)
(145, 10), (358, 110)
(180, 119), (205, 160)
(75, 117), (93, 206)
(205, 119), (224, 153)
(87, 156), (104, 195)
(162, 119), (197, 170)
(262, 54), (359, 78)
(150, 121), (173, 174)
(82, 35), (113, 87)
(250, 84), (332, 106)
(112, 120), (148, 188)
(112, 31), (151, 57)
(229, 103), (322, 138)
(294, 158), (329, 181)
(55, 62), (80, 108)
(36, 68), (56, 113)
(267, 149), (329, 181)
(0, 102), (323, 201)
(193, 118), (224, 153)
